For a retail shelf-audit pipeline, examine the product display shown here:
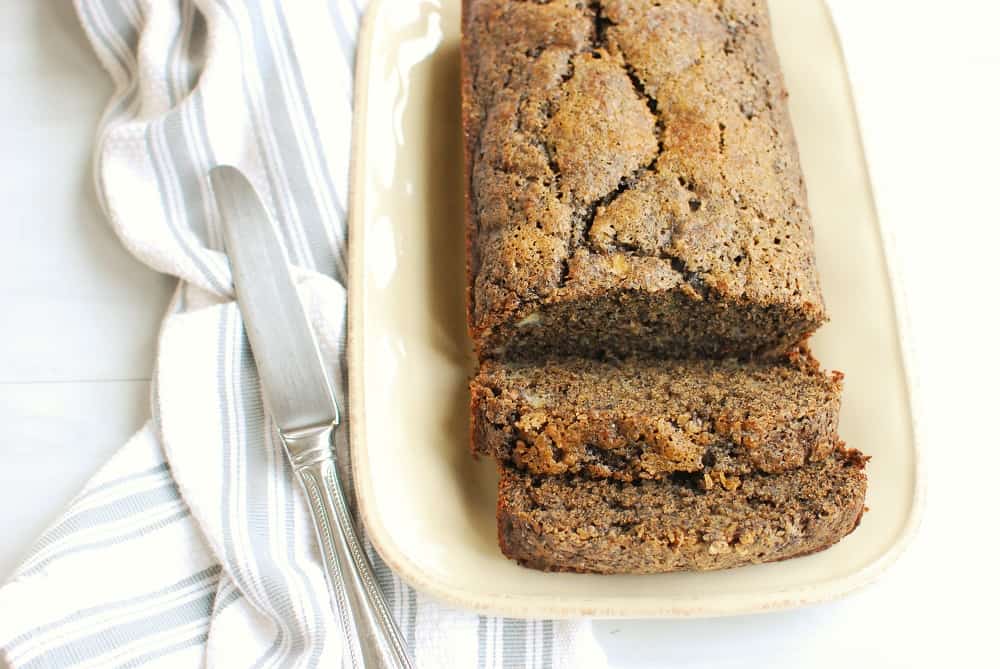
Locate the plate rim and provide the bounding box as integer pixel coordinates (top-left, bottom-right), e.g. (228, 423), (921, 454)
(347, 0), (925, 619)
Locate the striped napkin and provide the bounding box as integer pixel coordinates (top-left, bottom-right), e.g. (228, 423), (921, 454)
(0, 1), (606, 667)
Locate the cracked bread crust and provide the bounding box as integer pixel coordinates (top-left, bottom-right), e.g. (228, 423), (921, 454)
(497, 447), (867, 574)
(462, 0), (826, 360)
(472, 346), (842, 481)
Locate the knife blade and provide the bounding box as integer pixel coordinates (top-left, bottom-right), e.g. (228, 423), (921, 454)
(209, 165), (338, 433)
(210, 165), (412, 669)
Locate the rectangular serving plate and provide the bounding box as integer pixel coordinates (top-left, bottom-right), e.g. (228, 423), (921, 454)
(348, 0), (921, 618)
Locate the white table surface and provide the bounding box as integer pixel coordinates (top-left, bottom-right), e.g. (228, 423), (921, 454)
(1, 1), (997, 667)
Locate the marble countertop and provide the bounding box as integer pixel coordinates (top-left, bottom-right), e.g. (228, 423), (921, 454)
(2, 2), (997, 667)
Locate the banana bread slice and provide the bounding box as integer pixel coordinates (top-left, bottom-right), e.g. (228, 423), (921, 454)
(497, 447), (868, 574)
(472, 347), (841, 481)
(463, 0), (825, 360)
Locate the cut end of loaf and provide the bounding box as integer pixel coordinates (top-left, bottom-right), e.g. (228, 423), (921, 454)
(476, 283), (825, 362)
(471, 349), (843, 482)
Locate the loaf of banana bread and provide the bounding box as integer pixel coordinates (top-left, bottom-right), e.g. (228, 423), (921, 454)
(462, 0), (825, 360)
(472, 347), (842, 481)
(498, 446), (868, 574)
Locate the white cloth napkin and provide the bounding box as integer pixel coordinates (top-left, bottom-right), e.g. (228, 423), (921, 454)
(0, 1), (605, 667)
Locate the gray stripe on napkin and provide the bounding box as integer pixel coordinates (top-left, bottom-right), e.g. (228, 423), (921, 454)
(240, 1), (341, 279)
(21, 592), (215, 669)
(324, 0), (358, 72)
(191, 89), (223, 251)
(19, 509), (192, 580)
(5, 566), (222, 653)
(477, 616), (487, 669)
(543, 620), (553, 669)
(81, 0), (142, 220)
(213, 582), (245, 615)
(32, 483), (182, 552)
(161, 110), (212, 253)
(76, 463), (171, 503)
(217, 309), (272, 624)
(216, 310), (287, 669)
(94, 0), (139, 73)
(212, 1), (312, 271)
(270, 0), (349, 280)
(503, 619), (526, 668)
(237, 326), (315, 667)
(116, 631), (209, 669)
(406, 587), (417, 660)
(146, 125), (229, 294)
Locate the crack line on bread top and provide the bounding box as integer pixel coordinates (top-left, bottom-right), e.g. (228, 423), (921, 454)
(541, 56), (575, 198)
(590, 0), (613, 49)
(590, 3), (666, 255)
(561, 1), (669, 273)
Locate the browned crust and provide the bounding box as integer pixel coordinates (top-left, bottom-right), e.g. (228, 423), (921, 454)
(460, 0), (477, 344)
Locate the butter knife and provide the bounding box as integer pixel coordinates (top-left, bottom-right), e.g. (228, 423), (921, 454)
(210, 165), (413, 669)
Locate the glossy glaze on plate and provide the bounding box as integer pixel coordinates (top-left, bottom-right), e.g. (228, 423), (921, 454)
(348, 0), (921, 618)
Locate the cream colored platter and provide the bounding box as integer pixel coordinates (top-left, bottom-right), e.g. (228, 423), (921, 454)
(348, 0), (921, 618)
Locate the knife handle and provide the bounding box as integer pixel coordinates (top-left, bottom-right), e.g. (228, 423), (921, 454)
(283, 424), (414, 669)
